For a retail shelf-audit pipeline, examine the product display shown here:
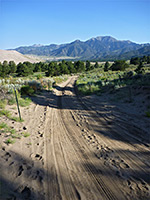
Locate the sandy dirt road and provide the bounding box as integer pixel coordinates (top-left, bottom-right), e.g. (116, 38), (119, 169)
(0, 76), (150, 200)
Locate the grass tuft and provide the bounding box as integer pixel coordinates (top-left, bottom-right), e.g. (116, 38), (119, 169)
(0, 109), (24, 122)
(18, 97), (31, 107)
(0, 99), (7, 109)
(5, 138), (16, 145)
(0, 109), (11, 117)
(0, 122), (8, 130)
(8, 97), (16, 105)
(21, 132), (30, 137)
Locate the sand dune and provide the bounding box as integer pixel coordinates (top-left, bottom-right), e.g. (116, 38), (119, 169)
(0, 49), (39, 64)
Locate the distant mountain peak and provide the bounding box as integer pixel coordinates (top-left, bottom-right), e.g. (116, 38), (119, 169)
(72, 39), (81, 43)
(89, 36), (117, 42)
(32, 44), (43, 47)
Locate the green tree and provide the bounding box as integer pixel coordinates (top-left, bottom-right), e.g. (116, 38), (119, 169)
(135, 61), (144, 74)
(60, 61), (69, 74)
(74, 61), (85, 72)
(86, 60), (91, 71)
(0, 62), (2, 77)
(9, 61), (17, 73)
(104, 61), (110, 72)
(3, 60), (10, 76)
(23, 61), (34, 75)
(34, 62), (41, 72)
(54, 63), (61, 76)
(94, 61), (99, 68)
(110, 60), (129, 71)
(17, 63), (30, 76)
(45, 62), (55, 77)
(41, 62), (48, 72)
(147, 56), (150, 64)
(130, 57), (140, 65)
(66, 61), (76, 73)
(142, 56), (147, 63)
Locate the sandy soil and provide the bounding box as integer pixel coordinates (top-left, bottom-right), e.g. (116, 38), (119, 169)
(0, 50), (39, 64)
(0, 76), (150, 200)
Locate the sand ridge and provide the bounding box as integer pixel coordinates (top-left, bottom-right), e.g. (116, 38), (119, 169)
(0, 49), (39, 64)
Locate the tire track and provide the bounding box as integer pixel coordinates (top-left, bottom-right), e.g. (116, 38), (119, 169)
(59, 76), (150, 199)
(56, 77), (123, 200)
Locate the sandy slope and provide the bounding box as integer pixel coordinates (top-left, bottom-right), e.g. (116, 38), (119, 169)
(0, 50), (39, 64)
(0, 77), (150, 200)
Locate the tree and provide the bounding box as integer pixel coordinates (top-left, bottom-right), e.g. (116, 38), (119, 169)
(74, 61), (85, 72)
(16, 63), (30, 76)
(86, 60), (91, 71)
(147, 56), (150, 64)
(135, 61), (144, 74)
(142, 56), (147, 63)
(23, 61), (34, 75)
(45, 62), (55, 77)
(66, 61), (76, 73)
(34, 62), (41, 72)
(41, 62), (48, 72)
(59, 62), (69, 74)
(0, 62), (2, 77)
(110, 60), (129, 71)
(130, 57), (140, 65)
(9, 61), (17, 73)
(3, 60), (10, 76)
(94, 61), (99, 68)
(54, 63), (61, 76)
(104, 61), (110, 72)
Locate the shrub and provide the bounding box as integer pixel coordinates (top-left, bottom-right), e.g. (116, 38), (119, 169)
(110, 60), (129, 71)
(5, 138), (15, 144)
(20, 85), (35, 96)
(0, 122), (8, 129)
(36, 74), (43, 80)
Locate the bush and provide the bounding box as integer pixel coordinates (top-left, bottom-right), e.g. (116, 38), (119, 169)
(20, 85), (35, 96)
(5, 138), (15, 144)
(36, 74), (43, 80)
(110, 60), (129, 71)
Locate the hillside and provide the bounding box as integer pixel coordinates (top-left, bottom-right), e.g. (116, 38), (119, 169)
(13, 36), (150, 61)
(0, 50), (40, 64)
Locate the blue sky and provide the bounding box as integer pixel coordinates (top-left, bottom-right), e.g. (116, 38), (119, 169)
(0, 0), (150, 49)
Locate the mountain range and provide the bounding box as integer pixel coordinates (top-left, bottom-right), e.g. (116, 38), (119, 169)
(13, 36), (150, 61)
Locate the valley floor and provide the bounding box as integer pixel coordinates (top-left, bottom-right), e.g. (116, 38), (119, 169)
(0, 76), (150, 200)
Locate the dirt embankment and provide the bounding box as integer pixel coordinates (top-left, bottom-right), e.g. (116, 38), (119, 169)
(0, 76), (150, 200)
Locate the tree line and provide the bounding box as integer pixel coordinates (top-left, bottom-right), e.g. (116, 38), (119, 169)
(0, 60), (100, 78)
(130, 55), (150, 65)
(0, 55), (149, 78)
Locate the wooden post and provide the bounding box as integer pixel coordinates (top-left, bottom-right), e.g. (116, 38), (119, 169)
(14, 88), (21, 120)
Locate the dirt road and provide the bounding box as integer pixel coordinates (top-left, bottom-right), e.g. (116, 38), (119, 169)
(0, 76), (150, 200)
